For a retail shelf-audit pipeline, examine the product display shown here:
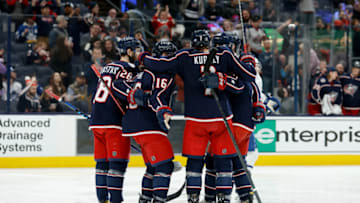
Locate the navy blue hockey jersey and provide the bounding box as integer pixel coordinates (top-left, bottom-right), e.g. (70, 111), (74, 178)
(311, 76), (342, 105)
(89, 61), (138, 129)
(339, 74), (360, 109)
(143, 47), (256, 121)
(120, 69), (176, 136)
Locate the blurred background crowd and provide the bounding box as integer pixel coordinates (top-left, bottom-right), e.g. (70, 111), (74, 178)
(0, 0), (359, 116)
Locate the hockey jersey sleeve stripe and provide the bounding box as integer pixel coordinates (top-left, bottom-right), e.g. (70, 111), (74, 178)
(144, 69), (156, 89)
(156, 78), (174, 108)
(226, 82), (244, 91)
(112, 81), (129, 97)
(145, 50), (189, 62)
(251, 82), (261, 102)
(223, 50), (256, 79)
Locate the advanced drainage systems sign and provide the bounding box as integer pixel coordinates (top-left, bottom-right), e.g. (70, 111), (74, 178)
(0, 115), (78, 157)
(254, 117), (360, 153)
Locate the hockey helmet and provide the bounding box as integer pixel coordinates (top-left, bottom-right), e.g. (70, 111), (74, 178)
(191, 30), (210, 49)
(153, 40), (178, 57)
(118, 37), (143, 55)
(212, 32), (232, 48)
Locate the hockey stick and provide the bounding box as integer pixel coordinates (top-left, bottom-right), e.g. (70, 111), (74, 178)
(166, 182), (186, 201)
(204, 48), (262, 203)
(90, 64), (126, 115)
(45, 89), (90, 120)
(237, 0), (248, 53)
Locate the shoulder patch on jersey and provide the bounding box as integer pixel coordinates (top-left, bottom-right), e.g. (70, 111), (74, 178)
(320, 78), (326, 83)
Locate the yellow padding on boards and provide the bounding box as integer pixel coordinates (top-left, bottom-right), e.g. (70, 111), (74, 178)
(0, 155), (359, 168)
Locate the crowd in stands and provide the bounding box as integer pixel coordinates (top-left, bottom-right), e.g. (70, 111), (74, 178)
(0, 0), (359, 116)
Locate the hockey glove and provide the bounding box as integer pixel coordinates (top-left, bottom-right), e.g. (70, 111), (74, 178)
(240, 54), (256, 67)
(199, 72), (227, 90)
(252, 102), (266, 124)
(264, 94), (281, 115)
(137, 51), (151, 65)
(156, 106), (173, 132)
(127, 88), (149, 107)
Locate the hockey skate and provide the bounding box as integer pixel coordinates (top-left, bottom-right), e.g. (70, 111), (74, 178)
(217, 193), (231, 203)
(139, 194), (152, 203)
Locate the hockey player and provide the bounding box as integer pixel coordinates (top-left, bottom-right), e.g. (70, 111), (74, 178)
(311, 67), (342, 115)
(89, 37), (141, 203)
(114, 40), (178, 203)
(339, 61), (360, 115)
(139, 30), (256, 203)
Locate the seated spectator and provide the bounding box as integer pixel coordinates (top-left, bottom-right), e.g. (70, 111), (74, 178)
(50, 36), (73, 87)
(49, 15), (69, 48)
(26, 41), (51, 65)
(106, 21), (121, 45)
(102, 38), (119, 63)
(83, 37), (102, 61)
(223, 0), (240, 21)
(152, 4), (176, 36)
(83, 1), (104, 30)
(40, 86), (63, 112)
(277, 87), (296, 114)
(277, 54), (292, 87)
(104, 8), (117, 28)
(204, 0), (223, 21)
(262, 0), (276, 22)
(339, 61), (360, 115)
(17, 83), (41, 112)
(65, 72), (89, 112)
(1, 66), (22, 103)
(48, 72), (67, 98)
(35, 2), (55, 43)
(15, 16), (38, 43)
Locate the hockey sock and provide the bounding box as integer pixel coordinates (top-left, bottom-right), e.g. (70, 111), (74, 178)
(141, 165), (155, 201)
(232, 156), (252, 200)
(107, 161), (127, 203)
(204, 154), (216, 202)
(214, 157), (233, 201)
(153, 161), (174, 202)
(96, 161), (109, 202)
(186, 158), (205, 197)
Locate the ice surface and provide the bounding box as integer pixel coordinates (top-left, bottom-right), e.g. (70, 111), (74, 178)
(0, 166), (359, 203)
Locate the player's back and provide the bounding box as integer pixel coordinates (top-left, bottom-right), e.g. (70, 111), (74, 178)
(89, 61), (138, 128)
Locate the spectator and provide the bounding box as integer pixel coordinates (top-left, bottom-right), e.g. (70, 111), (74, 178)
(1, 66), (22, 103)
(64, 3), (82, 55)
(106, 21), (121, 45)
(241, 9), (251, 24)
(259, 39), (274, 93)
(48, 72), (66, 97)
(15, 16), (38, 43)
(299, 43), (320, 77)
(104, 8), (117, 28)
(277, 87), (297, 114)
(102, 38), (119, 63)
(83, 37), (102, 61)
(48, 15), (69, 48)
(83, 1), (104, 30)
(247, 0), (260, 16)
(247, 15), (266, 57)
(137, 0), (153, 11)
(50, 36), (73, 87)
(26, 41), (51, 65)
(65, 72), (88, 112)
(352, 18), (360, 57)
(299, 0), (316, 29)
(180, 0), (205, 38)
(134, 29), (150, 51)
(17, 83), (41, 112)
(223, 0), (240, 21)
(204, 0), (223, 21)
(152, 4), (176, 36)
(84, 47), (103, 98)
(35, 2), (55, 43)
(40, 86), (63, 112)
(262, 0), (276, 22)
(80, 23), (101, 51)
(339, 61), (360, 115)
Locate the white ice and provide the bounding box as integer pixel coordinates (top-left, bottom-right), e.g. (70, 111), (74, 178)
(0, 166), (359, 203)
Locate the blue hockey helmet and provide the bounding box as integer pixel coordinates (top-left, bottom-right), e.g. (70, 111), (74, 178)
(191, 30), (211, 49)
(153, 40), (178, 57)
(212, 32), (232, 48)
(118, 37), (143, 55)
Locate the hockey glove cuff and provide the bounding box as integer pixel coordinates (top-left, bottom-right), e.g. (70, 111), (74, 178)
(264, 95), (281, 115)
(127, 88), (149, 107)
(252, 102), (266, 124)
(240, 54), (256, 68)
(156, 106), (173, 132)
